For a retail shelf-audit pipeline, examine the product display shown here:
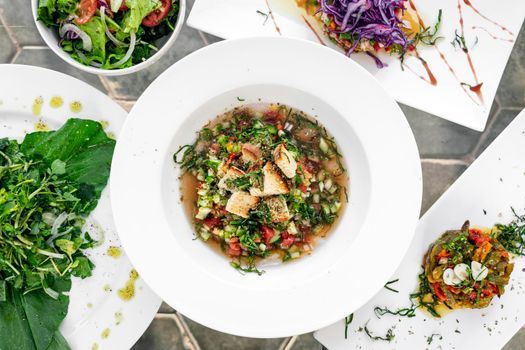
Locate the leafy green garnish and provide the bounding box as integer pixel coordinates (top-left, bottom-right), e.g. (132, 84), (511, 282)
(0, 119), (114, 350)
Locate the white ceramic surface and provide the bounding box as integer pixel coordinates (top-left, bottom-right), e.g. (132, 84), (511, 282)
(315, 108), (525, 349)
(110, 37), (422, 338)
(0, 64), (161, 350)
(187, 0), (525, 131)
(31, 0), (186, 76)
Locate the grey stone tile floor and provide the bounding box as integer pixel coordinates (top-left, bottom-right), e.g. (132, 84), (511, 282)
(0, 0), (524, 349)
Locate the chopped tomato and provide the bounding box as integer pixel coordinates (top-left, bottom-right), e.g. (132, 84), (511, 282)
(431, 283), (447, 302)
(468, 229), (490, 246)
(261, 226), (275, 246)
(227, 237), (241, 256)
(218, 207), (229, 216)
(210, 143), (220, 154)
(75, 0), (97, 24)
(298, 183), (308, 193)
(469, 291), (478, 301)
(311, 203), (321, 212)
(142, 0), (172, 27)
(373, 42), (381, 51)
(120, 2), (129, 10)
(302, 157), (319, 173)
(263, 110), (283, 125)
(280, 231), (295, 249)
(203, 217), (221, 229)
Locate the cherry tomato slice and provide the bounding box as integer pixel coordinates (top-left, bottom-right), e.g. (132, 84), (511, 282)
(142, 0), (172, 27)
(75, 0), (97, 25)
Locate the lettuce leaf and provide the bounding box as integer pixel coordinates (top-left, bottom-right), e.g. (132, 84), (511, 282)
(121, 0), (160, 33)
(78, 17), (107, 65)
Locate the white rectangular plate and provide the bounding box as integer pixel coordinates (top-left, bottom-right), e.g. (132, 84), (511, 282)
(188, 0), (524, 131)
(314, 108), (525, 349)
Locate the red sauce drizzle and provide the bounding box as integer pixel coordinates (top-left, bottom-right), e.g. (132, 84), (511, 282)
(463, 0), (514, 36)
(434, 46), (481, 106)
(302, 15), (326, 46)
(457, 0), (484, 104)
(416, 54), (437, 86)
(472, 26), (514, 43)
(407, 0), (425, 27)
(265, 0), (281, 35)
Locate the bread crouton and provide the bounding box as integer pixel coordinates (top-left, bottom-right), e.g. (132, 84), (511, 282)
(273, 144), (297, 178)
(265, 196), (290, 223)
(249, 162), (289, 197)
(225, 191), (260, 218)
(241, 143), (262, 163)
(218, 167), (244, 191)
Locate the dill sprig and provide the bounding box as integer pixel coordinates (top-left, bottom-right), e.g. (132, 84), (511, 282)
(384, 278), (399, 293)
(495, 208), (525, 256)
(344, 313), (354, 339)
(363, 322), (395, 342)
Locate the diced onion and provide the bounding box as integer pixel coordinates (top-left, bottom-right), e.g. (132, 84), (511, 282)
(100, 7), (128, 47)
(59, 23), (92, 52)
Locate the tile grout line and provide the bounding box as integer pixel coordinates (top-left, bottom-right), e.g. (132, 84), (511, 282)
(197, 30), (210, 46)
(0, 9), (21, 62)
(278, 336), (296, 350)
(155, 313), (202, 350)
(420, 158), (470, 166)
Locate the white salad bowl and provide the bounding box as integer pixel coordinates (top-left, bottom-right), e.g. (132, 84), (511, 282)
(31, 0), (186, 76)
(111, 37), (422, 338)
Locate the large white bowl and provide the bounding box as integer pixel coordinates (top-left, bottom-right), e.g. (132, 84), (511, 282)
(110, 37), (422, 338)
(31, 0), (186, 76)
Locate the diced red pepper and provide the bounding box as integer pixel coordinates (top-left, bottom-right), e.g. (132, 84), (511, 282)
(432, 283), (447, 302)
(437, 249), (450, 259)
(261, 226), (275, 246)
(446, 285), (460, 294)
(280, 231), (295, 249)
(203, 217), (221, 229)
(468, 229), (490, 246)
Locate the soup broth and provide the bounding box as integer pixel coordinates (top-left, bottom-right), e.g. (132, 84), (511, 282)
(175, 103), (348, 273)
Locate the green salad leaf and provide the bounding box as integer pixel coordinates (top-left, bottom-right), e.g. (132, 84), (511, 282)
(121, 0), (161, 33)
(0, 119), (114, 350)
(78, 17), (107, 65)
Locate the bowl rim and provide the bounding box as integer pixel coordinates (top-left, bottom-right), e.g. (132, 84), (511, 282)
(110, 36), (423, 338)
(30, 0), (186, 76)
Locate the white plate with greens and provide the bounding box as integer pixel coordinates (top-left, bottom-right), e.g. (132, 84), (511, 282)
(110, 37), (422, 338)
(188, 0), (525, 131)
(0, 64), (161, 350)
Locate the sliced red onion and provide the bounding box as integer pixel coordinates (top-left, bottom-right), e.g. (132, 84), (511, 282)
(110, 0), (124, 12)
(101, 7), (128, 47)
(110, 30), (136, 68)
(59, 23), (93, 52)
